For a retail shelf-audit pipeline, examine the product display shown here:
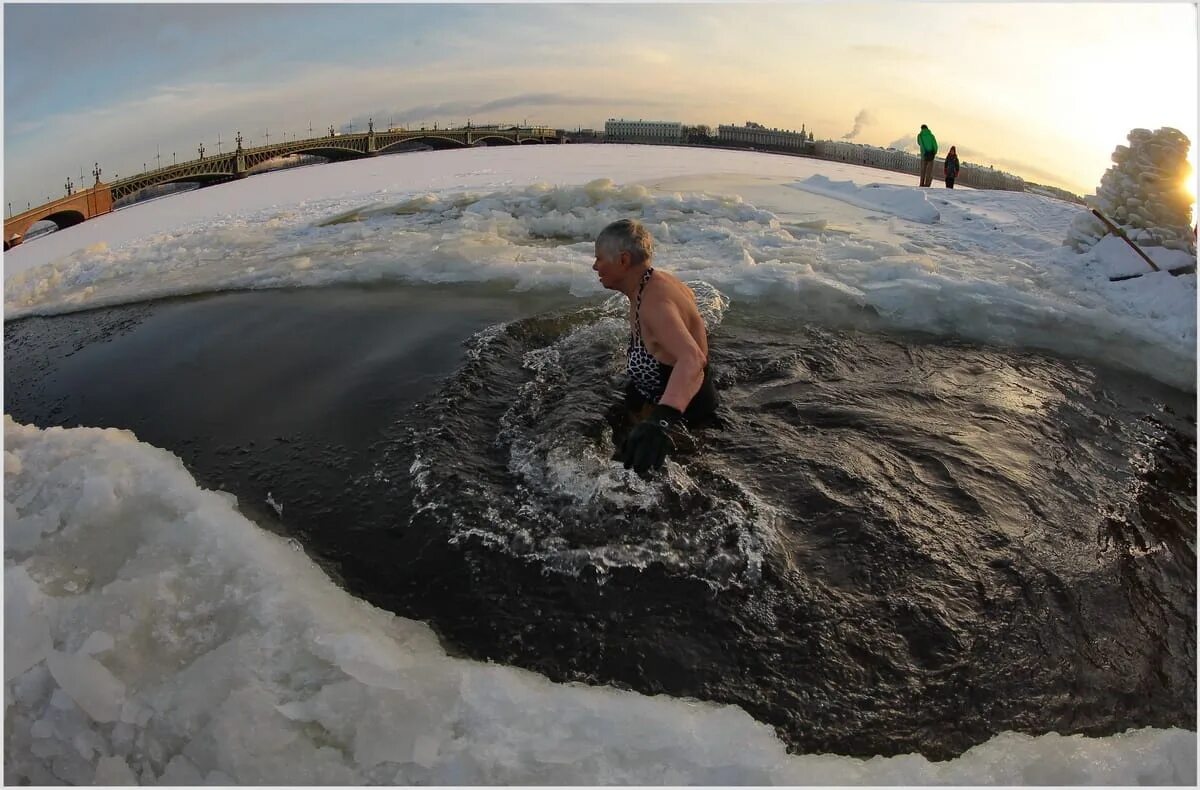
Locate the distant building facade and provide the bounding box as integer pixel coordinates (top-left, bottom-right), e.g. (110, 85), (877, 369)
(718, 122), (812, 151)
(564, 128), (606, 143)
(605, 119), (684, 143)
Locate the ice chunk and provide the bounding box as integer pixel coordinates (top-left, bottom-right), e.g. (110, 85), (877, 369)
(12, 664), (54, 708)
(413, 734), (440, 768)
(51, 751), (95, 784)
(79, 630), (115, 656)
(4, 569), (52, 680)
(94, 755), (139, 785)
(160, 754), (204, 785)
(31, 719), (56, 739)
(46, 650), (126, 723)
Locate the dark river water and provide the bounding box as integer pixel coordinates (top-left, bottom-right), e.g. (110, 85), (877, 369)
(4, 283), (1195, 760)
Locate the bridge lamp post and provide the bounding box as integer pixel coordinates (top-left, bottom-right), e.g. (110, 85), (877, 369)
(198, 143), (205, 161)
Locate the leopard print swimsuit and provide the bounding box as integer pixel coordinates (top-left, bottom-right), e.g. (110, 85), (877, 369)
(627, 268), (672, 403)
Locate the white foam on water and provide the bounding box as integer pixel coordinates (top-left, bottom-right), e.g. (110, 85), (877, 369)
(3, 145), (1194, 390)
(436, 288), (777, 588)
(4, 417), (1194, 784)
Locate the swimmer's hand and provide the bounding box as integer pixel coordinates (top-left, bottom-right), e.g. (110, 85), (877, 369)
(620, 404), (681, 475)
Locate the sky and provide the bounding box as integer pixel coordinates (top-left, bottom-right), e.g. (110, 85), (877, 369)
(2, 2), (1197, 214)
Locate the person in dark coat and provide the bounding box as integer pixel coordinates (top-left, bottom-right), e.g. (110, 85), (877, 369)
(944, 146), (961, 189)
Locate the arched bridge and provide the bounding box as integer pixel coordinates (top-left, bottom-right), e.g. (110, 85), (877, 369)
(5, 125), (561, 248)
(4, 185), (113, 251)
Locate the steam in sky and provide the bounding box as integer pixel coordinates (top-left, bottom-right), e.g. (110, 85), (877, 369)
(842, 109), (873, 140)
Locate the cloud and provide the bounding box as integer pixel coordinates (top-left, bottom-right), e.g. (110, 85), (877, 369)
(887, 135), (918, 153)
(842, 109), (874, 140)
(340, 94), (658, 135)
(847, 44), (927, 63)
(380, 93), (645, 126)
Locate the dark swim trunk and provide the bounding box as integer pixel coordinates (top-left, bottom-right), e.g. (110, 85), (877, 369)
(624, 364), (719, 426)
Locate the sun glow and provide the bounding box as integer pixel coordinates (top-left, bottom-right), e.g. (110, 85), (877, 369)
(1185, 149), (1198, 226)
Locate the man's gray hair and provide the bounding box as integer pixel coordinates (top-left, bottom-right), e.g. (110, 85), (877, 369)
(596, 219), (654, 265)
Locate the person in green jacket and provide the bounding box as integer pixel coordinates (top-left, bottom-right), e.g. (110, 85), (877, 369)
(917, 124), (938, 187)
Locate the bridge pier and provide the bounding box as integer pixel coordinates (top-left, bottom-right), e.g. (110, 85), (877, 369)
(235, 132), (247, 176)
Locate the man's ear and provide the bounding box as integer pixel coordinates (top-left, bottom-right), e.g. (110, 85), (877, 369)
(619, 250), (632, 268)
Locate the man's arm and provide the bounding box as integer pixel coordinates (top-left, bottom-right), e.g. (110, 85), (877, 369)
(641, 295), (706, 413)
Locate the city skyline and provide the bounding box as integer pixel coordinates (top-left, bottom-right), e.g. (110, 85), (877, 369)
(4, 3), (1197, 212)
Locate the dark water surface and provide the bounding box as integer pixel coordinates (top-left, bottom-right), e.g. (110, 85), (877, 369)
(5, 284), (1195, 760)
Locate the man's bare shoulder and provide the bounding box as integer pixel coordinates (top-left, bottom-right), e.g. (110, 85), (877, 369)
(647, 269), (696, 304)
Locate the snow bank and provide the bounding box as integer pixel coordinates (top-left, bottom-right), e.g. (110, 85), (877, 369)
(790, 174), (941, 223)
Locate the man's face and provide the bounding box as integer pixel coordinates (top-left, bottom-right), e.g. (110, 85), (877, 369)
(593, 243), (627, 290)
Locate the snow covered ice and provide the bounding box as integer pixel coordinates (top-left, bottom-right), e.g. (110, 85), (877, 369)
(4, 144), (1196, 783)
(5, 146), (1195, 390)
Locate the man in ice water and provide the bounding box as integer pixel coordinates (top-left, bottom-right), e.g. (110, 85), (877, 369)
(593, 219), (718, 475)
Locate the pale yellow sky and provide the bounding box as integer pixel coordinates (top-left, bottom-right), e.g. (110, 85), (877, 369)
(612, 3), (1198, 196)
(5, 3), (1198, 206)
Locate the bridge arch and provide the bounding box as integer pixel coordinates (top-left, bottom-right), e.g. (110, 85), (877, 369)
(406, 135), (469, 151)
(111, 173), (233, 204)
(241, 154), (326, 176)
(4, 186), (112, 249)
(250, 144), (366, 164)
(37, 209), (87, 231)
(470, 135), (518, 147)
